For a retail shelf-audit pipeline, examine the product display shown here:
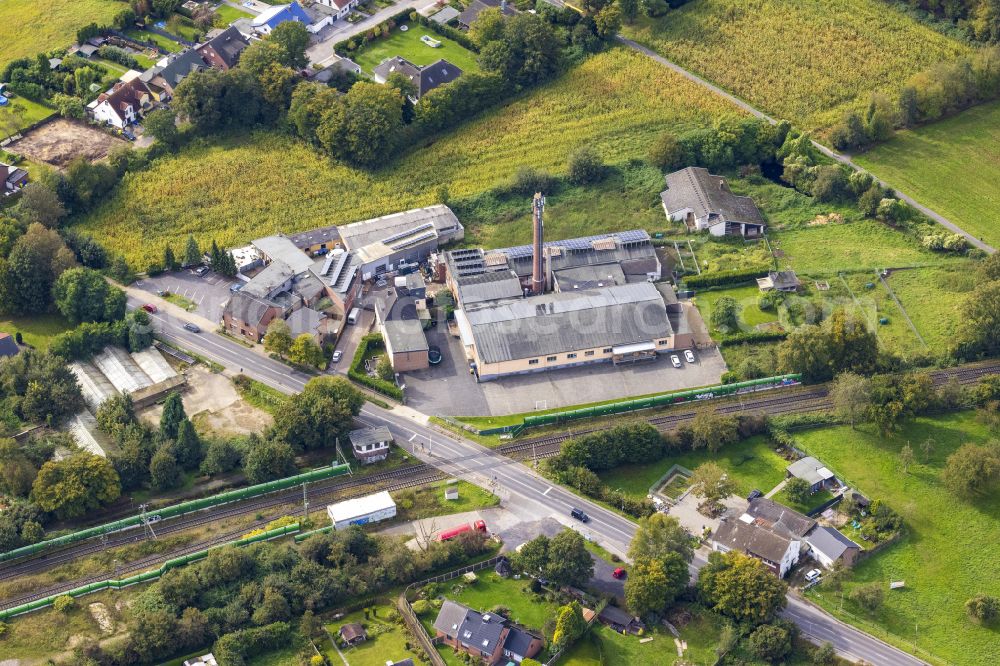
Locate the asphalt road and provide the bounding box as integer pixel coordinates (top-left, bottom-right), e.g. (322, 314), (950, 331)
(136, 298), (927, 665)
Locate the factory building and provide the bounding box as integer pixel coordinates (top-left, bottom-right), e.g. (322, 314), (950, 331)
(445, 194), (688, 381)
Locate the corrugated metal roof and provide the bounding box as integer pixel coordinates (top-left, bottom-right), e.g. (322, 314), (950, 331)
(464, 282), (672, 364)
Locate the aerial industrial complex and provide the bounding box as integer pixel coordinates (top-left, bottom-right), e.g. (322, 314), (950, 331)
(444, 194), (692, 381)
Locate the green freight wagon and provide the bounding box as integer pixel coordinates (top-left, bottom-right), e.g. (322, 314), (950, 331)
(0, 464), (349, 563)
(521, 374), (801, 428)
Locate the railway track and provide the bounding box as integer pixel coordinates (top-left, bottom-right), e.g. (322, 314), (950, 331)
(5, 361), (997, 605)
(0, 466), (447, 610)
(0, 464), (444, 584)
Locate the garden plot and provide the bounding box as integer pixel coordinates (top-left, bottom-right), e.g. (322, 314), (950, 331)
(7, 118), (126, 167)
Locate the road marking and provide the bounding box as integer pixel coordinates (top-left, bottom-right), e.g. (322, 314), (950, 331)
(408, 434), (416, 441)
(543, 486), (552, 496)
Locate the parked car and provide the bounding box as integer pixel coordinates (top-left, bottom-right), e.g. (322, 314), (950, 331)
(612, 567), (627, 580)
(747, 489), (763, 501)
(122, 129), (136, 141)
(141, 304), (157, 314)
(183, 322), (200, 333)
(670, 354), (682, 368)
(331, 350), (343, 363)
(570, 507), (589, 523)
(805, 569), (822, 582)
(229, 282), (243, 293)
(684, 349), (696, 363)
(194, 266), (209, 276)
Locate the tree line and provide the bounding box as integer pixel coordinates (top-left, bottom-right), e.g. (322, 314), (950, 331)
(64, 522), (492, 665)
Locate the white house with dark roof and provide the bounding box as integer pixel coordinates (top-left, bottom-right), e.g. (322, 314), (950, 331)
(348, 425), (392, 464)
(713, 513), (802, 578)
(661, 166), (767, 237)
(805, 525), (861, 569)
(786, 455), (839, 493)
(432, 599), (542, 664)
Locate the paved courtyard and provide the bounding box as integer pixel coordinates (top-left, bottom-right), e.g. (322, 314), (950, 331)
(402, 321), (728, 417)
(134, 269), (242, 325)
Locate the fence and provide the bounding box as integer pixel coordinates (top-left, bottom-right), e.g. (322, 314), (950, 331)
(397, 555), (507, 666)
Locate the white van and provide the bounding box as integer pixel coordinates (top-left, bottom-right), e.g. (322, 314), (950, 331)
(347, 307), (361, 325)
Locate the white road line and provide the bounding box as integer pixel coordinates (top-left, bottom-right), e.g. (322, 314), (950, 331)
(408, 434), (417, 441)
(543, 486), (552, 496)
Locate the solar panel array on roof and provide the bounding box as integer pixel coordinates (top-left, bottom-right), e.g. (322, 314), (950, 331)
(319, 253), (336, 276)
(381, 221), (434, 246)
(327, 252), (350, 287)
(390, 230), (437, 251)
(496, 230), (651, 260)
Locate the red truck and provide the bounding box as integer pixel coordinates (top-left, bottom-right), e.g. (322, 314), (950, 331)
(436, 520), (487, 542)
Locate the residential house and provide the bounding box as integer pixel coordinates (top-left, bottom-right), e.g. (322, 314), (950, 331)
(597, 605), (644, 635)
(315, 0), (362, 19)
(141, 49), (207, 100)
(712, 514), (802, 578)
(338, 623), (367, 645)
(1, 162), (29, 194)
(432, 600), (542, 665)
(89, 79), (153, 129)
(0, 333), (20, 358)
(430, 6), (461, 24)
(756, 270), (801, 292)
(251, 1), (313, 35)
(348, 425), (392, 464)
(786, 456), (839, 493)
(660, 166), (767, 238)
(805, 525), (861, 569)
(313, 57), (362, 83)
(222, 291), (284, 343)
(744, 497), (816, 540)
(458, 0), (516, 29)
(285, 306), (334, 345)
(372, 57), (462, 101)
(196, 27), (250, 70)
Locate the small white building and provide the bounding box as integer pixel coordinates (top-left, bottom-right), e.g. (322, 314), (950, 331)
(183, 654), (218, 666)
(348, 425), (392, 464)
(712, 513), (801, 578)
(327, 490), (396, 529)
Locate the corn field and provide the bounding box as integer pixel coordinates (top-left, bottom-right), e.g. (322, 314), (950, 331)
(75, 48), (745, 267)
(622, 0), (973, 134)
(0, 0), (122, 69)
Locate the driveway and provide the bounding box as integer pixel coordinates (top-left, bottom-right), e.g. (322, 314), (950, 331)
(305, 0), (431, 67)
(134, 269), (241, 325)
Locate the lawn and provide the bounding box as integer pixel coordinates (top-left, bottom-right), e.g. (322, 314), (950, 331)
(324, 601), (422, 666)
(797, 412), (1000, 665)
(695, 284), (779, 335)
(427, 571), (559, 633)
(124, 28), (184, 53)
(600, 434), (789, 499)
(0, 96), (56, 136)
(855, 100), (1000, 249)
(350, 22), (481, 75)
(0, 0), (124, 68)
(769, 220), (960, 275)
(75, 48), (744, 268)
(887, 266), (972, 350)
(777, 487), (834, 516)
(394, 479), (499, 522)
(621, 0), (971, 134)
(0, 313), (73, 350)
(214, 4), (253, 26)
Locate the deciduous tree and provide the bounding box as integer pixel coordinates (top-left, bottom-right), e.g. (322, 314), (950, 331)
(942, 442), (1000, 498)
(628, 513), (693, 563)
(624, 552), (689, 618)
(544, 529), (593, 587)
(31, 452), (121, 519)
(697, 551), (787, 625)
(830, 371), (871, 429)
(690, 462), (736, 506)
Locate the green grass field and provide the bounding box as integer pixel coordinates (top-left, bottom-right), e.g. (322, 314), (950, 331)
(621, 0), (971, 133)
(887, 266), (973, 350)
(0, 314), (72, 350)
(0, 95), (57, 135)
(695, 284), (779, 335)
(600, 435), (789, 499)
(770, 220), (961, 275)
(561, 623), (702, 665)
(214, 4), (253, 26)
(75, 48), (745, 267)
(798, 412), (1000, 665)
(351, 22), (480, 74)
(324, 602), (422, 666)
(124, 28), (184, 53)
(855, 100), (1000, 250)
(0, 0), (124, 68)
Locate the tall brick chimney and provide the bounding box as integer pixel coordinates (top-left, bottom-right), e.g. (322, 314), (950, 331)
(531, 192), (545, 295)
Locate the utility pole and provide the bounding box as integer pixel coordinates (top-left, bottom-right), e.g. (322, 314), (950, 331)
(428, 433), (433, 456)
(139, 504), (158, 540)
(302, 481), (309, 523)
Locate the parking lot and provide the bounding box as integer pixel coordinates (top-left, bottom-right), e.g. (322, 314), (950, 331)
(402, 318), (728, 417)
(134, 269), (240, 325)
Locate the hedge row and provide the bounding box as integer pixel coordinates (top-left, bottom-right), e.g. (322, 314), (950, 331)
(684, 268), (768, 289)
(719, 330), (789, 347)
(349, 333), (404, 401)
